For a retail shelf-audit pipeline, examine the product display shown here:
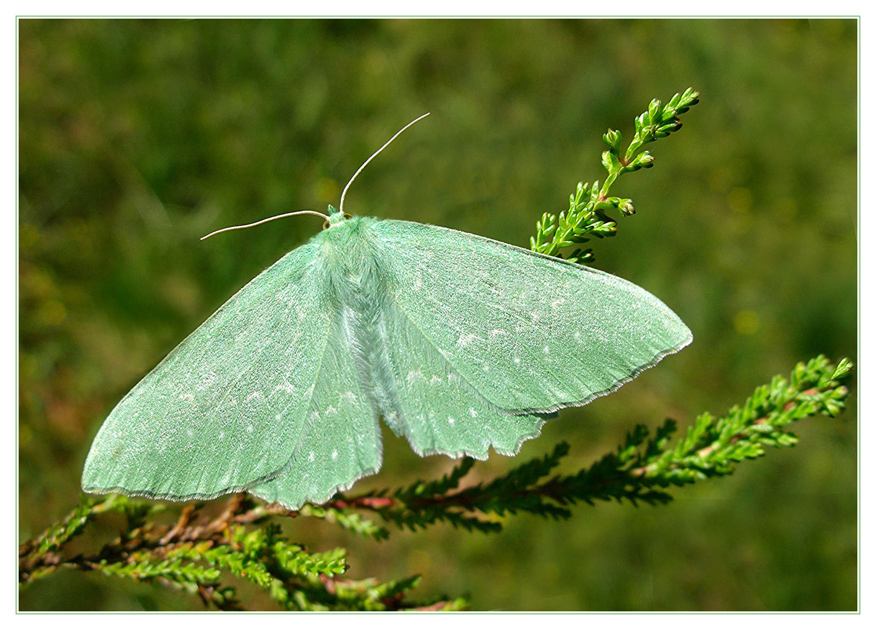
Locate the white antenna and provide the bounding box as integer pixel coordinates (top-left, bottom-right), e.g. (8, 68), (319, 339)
(200, 113), (430, 240)
(200, 209), (329, 241)
(339, 112), (430, 213)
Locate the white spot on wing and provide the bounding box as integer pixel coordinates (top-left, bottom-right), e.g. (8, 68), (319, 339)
(196, 370), (218, 391)
(273, 382), (295, 394)
(457, 333), (481, 347)
(331, 450), (338, 460)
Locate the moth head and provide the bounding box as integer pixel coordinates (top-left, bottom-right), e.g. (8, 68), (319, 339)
(323, 205), (352, 230)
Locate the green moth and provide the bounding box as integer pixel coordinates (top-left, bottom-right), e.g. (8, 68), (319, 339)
(82, 117), (691, 510)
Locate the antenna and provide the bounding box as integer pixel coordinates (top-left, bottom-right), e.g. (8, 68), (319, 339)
(200, 113), (431, 240)
(200, 209), (329, 241)
(339, 112), (430, 213)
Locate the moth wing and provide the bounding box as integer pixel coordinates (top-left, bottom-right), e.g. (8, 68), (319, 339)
(82, 242), (338, 502)
(381, 298), (549, 459)
(249, 321), (382, 509)
(371, 220), (692, 413)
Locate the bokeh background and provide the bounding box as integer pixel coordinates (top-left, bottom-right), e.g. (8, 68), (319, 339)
(18, 19), (857, 611)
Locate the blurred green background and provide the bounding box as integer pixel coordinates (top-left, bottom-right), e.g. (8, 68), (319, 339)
(18, 19), (857, 611)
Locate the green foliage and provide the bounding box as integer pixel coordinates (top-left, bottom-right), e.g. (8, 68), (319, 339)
(646, 355), (853, 482)
(19, 494), (459, 611)
(531, 88), (699, 263)
(350, 355), (851, 531)
(297, 504), (391, 540)
(19, 354), (852, 610)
